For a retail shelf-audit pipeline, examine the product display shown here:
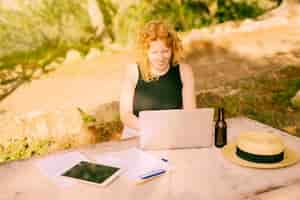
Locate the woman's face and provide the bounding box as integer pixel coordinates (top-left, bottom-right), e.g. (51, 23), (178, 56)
(147, 40), (172, 72)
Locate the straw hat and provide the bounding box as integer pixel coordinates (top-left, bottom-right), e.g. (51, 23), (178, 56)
(222, 132), (300, 169)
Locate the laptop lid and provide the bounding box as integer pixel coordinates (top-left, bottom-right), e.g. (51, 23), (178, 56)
(139, 108), (215, 150)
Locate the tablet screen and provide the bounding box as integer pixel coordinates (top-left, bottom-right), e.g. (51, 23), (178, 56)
(61, 161), (120, 184)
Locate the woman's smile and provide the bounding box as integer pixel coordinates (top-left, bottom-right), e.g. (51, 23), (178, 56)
(148, 40), (172, 73)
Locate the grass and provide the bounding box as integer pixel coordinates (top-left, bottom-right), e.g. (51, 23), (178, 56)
(197, 65), (300, 136)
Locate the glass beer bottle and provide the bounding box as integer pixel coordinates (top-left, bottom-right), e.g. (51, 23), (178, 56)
(215, 107), (227, 148)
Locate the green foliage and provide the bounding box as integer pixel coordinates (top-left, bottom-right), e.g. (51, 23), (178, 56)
(0, 0), (105, 101)
(0, 137), (53, 163)
(272, 79), (300, 107)
(0, 0), (280, 68)
(96, 0), (118, 41)
(0, 0), (97, 65)
(216, 0), (265, 23)
(77, 107), (123, 142)
(77, 107), (97, 127)
(92, 118), (123, 142)
(115, 0), (278, 45)
(114, 0), (212, 45)
(113, 1), (148, 45)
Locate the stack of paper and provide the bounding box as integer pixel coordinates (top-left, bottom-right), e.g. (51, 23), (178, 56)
(120, 126), (140, 140)
(35, 151), (89, 187)
(36, 148), (170, 187)
(95, 148), (170, 183)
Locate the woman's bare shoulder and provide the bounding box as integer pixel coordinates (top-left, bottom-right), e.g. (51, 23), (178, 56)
(125, 63), (139, 85)
(178, 63), (194, 81)
(178, 62), (192, 70)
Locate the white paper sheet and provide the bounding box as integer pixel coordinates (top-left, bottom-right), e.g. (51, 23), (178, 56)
(120, 126), (140, 140)
(95, 148), (170, 182)
(35, 151), (89, 187)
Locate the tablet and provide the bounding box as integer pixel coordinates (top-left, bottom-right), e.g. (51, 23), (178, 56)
(61, 161), (122, 186)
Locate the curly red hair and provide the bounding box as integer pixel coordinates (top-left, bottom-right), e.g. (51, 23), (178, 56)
(136, 20), (183, 82)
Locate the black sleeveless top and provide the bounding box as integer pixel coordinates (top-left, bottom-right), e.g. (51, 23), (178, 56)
(133, 64), (183, 117)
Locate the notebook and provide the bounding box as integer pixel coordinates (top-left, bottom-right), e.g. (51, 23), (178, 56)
(139, 108), (215, 150)
(120, 126), (140, 140)
(95, 148), (170, 183)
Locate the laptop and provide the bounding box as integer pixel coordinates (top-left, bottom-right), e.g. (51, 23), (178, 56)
(139, 108), (215, 150)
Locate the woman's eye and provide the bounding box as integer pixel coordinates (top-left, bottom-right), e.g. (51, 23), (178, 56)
(150, 50), (169, 54)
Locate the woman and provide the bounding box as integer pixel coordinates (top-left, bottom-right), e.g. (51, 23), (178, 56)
(120, 20), (196, 133)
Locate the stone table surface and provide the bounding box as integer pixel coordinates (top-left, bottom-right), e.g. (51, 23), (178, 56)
(0, 117), (300, 200)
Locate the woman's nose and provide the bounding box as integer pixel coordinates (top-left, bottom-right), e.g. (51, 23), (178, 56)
(158, 53), (169, 58)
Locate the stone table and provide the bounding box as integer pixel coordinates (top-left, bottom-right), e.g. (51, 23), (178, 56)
(0, 117), (300, 200)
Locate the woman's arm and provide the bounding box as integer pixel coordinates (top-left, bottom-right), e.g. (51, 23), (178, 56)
(119, 64), (140, 131)
(179, 63), (197, 109)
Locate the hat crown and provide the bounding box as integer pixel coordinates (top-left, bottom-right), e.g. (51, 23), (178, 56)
(237, 132), (285, 155)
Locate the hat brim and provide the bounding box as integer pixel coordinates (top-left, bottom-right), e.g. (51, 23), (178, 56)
(222, 142), (300, 169)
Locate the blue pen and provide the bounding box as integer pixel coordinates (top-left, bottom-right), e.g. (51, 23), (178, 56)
(139, 169), (167, 180)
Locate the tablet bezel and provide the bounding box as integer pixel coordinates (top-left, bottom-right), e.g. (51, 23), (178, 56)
(61, 161), (122, 187)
